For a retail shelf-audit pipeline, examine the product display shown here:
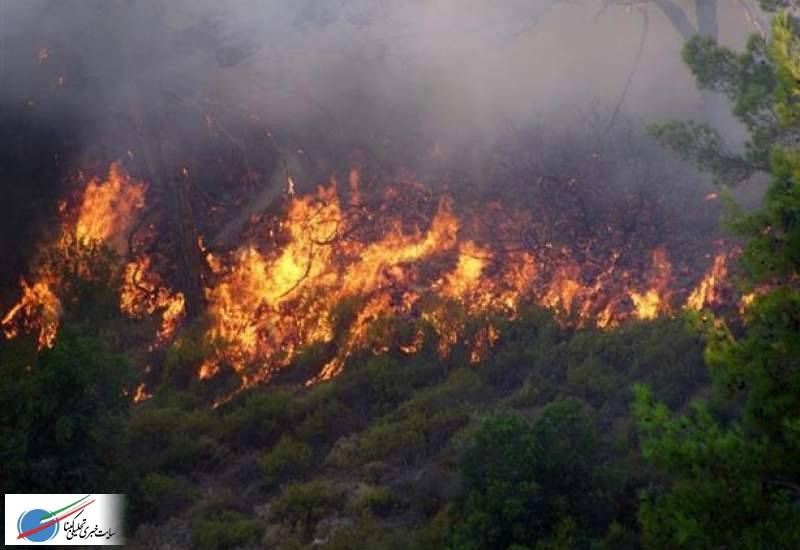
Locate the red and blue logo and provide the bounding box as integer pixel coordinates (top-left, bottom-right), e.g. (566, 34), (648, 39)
(16, 495), (94, 542)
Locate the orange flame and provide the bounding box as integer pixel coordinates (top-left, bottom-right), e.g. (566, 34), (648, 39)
(74, 162), (146, 250)
(2, 163), (173, 350)
(133, 382), (152, 403)
(200, 179), (734, 393)
(629, 248), (672, 320)
(120, 257), (186, 346)
(1, 278), (61, 349)
(686, 254), (727, 311)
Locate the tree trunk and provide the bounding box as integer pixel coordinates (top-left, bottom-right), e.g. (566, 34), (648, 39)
(695, 0), (718, 40)
(172, 168), (206, 318)
(134, 112), (205, 319)
(652, 0), (721, 123)
(694, 0), (725, 126)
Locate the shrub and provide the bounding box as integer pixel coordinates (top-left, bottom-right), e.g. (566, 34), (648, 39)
(257, 434), (312, 487)
(191, 509), (261, 550)
(125, 406), (226, 474)
(222, 389), (297, 448)
(271, 480), (340, 535)
(350, 485), (398, 517)
(358, 414), (427, 465)
(451, 399), (613, 549)
(134, 473), (196, 523)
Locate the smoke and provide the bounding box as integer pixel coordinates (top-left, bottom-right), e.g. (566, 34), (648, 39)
(0, 0), (757, 151)
(0, 0), (760, 295)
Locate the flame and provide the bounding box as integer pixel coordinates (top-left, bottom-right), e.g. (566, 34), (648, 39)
(133, 382), (152, 403)
(120, 257), (186, 346)
(2, 163), (174, 351)
(74, 162), (146, 250)
(1, 278), (61, 349)
(738, 292), (756, 314)
(199, 176), (741, 393)
(543, 264), (582, 314)
(686, 254), (727, 311)
(4, 159), (741, 397)
(442, 241), (490, 302)
(203, 182), (460, 384)
(630, 248), (672, 320)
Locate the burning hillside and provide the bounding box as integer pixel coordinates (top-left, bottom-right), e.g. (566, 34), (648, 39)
(2, 151), (740, 402)
(2, 163), (184, 353)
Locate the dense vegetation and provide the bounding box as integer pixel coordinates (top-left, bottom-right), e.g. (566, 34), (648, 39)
(2, 4), (799, 549)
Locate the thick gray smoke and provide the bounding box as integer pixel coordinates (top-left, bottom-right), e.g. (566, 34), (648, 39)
(0, 0), (758, 153)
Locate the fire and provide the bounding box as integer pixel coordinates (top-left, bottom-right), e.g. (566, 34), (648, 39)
(686, 254), (727, 311)
(74, 162), (146, 250)
(3, 160), (742, 397)
(133, 382), (152, 403)
(629, 248), (672, 320)
(1, 278), (61, 349)
(543, 264), (582, 314)
(120, 257), (186, 346)
(2, 163), (177, 351)
(442, 241), (489, 301)
(199, 177), (735, 393)
(203, 182), (461, 384)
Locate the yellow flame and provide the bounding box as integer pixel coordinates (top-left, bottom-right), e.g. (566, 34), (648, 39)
(686, 254), (727, 311)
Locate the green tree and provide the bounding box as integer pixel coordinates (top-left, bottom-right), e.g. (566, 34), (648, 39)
(0, 328), (134, 492)
(636, 8), (800, 548)
(451, 399), (611, 549)
(0, 243), (135, 492)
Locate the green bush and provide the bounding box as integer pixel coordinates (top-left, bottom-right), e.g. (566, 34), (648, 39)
(295, 397), (353, 445)
(126, 406), (226, 474)
(257, 434), (312, 487)
(134, 473), (196, 523)
(358, 414), (427, 465)
(191, 509), (261, 550)
(271, 479), (340, 535)
(399, 368), (483, 417)
(0, 328), (134, 492)
(451, 399), (615, 549)
(350, 485), (398, 517)
(222, 389), (297, 448)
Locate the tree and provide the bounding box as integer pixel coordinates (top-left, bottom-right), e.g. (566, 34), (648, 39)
(451, 399), (613, 549)
(635, 7), (800, 548)
(0, 238), (135, 492)
(608, 0), (724, 121)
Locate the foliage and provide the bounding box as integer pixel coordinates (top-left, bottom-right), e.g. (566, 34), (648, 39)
(191, 509), (261, 550)
(125, 405), (226, 474)
(271, 479), (341, 536)
(257, 434), (312, 487)
(650, 30), (778, 183)
(134, 473), (197, 524)
(637, 9), (800, 548)
(0, 327), (134, 492)
(350, 485), (399, 517)
(450, 399), (613, 549)
(221, 388), (298, 448)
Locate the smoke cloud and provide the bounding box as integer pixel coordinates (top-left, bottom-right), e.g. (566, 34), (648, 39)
(0, 0), (757, 151)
